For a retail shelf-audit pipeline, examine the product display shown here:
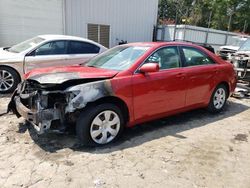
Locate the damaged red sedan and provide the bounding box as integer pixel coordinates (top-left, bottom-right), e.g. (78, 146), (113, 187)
(8, 42), (237, 146)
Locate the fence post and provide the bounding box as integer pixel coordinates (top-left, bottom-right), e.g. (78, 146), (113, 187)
(173, 25), (177, 41)
(161, 26), (165, 41)
(152, 25), (157, 42)
(205, 11), (212, 44)
(183, 25), (187, 41)
(225, 34), (228, 45)
(205, 31), (209, 44)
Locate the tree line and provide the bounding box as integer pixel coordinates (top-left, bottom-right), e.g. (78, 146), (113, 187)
(158, 0), (250, 34)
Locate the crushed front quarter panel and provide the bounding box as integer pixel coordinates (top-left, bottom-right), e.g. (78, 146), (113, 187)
(65, 80), (113, 113)
(8, 79), (114, 134)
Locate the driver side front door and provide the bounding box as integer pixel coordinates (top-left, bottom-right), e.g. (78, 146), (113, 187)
(132, 46), (187, 123)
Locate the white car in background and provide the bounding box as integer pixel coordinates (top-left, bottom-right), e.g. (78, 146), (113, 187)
(0, 35), (107, 93)
(217, 36), (248, 60)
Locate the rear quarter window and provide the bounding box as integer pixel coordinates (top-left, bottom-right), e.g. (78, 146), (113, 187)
(68, 41), (100, 54)
(182, 47), (215, 67)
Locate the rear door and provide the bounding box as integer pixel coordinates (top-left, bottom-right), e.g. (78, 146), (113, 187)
(66, 41), (101, 65)
(24, 40), (68, 73)
(180, 46), (219, 106)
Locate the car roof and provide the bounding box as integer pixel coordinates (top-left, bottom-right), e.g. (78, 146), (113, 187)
(38, 34), (97, 43)
(125, 41), (200, 48)
(124, 41), (217, 55)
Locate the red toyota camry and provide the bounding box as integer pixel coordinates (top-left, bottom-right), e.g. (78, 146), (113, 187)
(9, 42), (237, 146)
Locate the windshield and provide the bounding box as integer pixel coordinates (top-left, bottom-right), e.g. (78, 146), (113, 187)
(8, 37), (45, 53)
(232, 38), (247, 47)
(85, 45), (150, 71)
(238, 39), (250, 51)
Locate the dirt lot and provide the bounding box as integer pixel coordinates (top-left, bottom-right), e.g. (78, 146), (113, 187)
(0, 95), (250, 188)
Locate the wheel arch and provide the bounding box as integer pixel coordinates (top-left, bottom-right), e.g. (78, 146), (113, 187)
(216, 81), (230, 98)
(87, 96), (130, 124)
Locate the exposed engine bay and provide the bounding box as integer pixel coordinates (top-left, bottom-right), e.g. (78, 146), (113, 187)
(231, 52), (250, 97)
(8, 78), (113, 134)
(232, 53), (250, 82)
(231, 39), (250, 82)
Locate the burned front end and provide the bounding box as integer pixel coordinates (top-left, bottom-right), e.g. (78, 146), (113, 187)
(8, 78), (113, 134)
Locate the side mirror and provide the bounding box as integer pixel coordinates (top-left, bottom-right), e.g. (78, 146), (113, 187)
(139, 63), (159, 73)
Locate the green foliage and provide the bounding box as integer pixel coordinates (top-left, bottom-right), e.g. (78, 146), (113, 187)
(158, 0), (250, 33)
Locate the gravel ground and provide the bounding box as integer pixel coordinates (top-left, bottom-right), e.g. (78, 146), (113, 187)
(0, 95), (250, 188)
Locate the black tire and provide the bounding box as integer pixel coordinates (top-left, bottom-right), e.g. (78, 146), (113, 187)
(0, 66), (20, 94)
(76, 103), (124, 146)
(207, 84), (228, 113)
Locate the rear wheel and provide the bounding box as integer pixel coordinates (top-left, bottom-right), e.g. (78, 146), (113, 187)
(76, 103), (124, 146)
(0, 67), (20, 94)
(207, 84), (228, 113)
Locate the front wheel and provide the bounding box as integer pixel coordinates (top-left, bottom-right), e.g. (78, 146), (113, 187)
(76, 103), (124, 146)
(207, 84), (228, 113)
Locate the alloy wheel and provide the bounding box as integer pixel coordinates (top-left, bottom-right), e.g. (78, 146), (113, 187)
(0, 70), (14, 92)
(213, 88), (226, 109)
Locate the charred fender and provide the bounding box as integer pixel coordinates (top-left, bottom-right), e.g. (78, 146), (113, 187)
(65, 80), (114, 113)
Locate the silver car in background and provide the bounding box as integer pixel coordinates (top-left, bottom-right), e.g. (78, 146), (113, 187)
(0, 35), (107, 93)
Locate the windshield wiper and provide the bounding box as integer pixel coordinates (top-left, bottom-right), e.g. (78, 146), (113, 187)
(82, 64), (98, 68)
(3, 47), (10, 51)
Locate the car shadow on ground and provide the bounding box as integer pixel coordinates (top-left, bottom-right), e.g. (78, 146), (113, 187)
(17, 99), (249, 154)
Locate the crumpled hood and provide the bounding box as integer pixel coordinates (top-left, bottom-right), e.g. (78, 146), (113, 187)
(25, 65), (119, 84)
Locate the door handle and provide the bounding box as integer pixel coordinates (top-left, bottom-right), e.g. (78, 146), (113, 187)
(176, 73), (185, 79)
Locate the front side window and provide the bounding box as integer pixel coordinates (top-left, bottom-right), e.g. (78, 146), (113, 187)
(182, 47), (214, 66)
(145, 46), (181, 70)
(85, 45), (150, 71)
(35, 41), (67, 55)
(68, 41), (100, 54)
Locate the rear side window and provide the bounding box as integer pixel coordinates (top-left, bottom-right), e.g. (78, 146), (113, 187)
(182, 47), (215, 66)
(68, 41), (100, 54)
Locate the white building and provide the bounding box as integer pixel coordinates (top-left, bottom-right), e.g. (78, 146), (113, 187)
(0, 0), (159, 48)
(0, 0), (64, 46)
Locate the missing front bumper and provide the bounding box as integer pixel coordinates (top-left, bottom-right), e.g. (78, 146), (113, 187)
(13, 96), (61, 134)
